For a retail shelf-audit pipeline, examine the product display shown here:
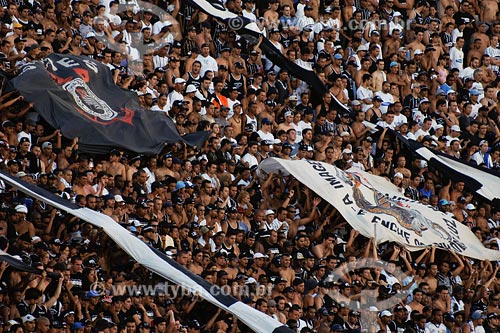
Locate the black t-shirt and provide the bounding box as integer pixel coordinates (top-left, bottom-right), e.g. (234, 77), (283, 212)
(132, 182), (148, 200)
(15, 151), (38, 172)
(118, 306), (140, 324)
(452, 11), (475, 40)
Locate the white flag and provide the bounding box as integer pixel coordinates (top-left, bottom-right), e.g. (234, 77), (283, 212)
(259, 158), (500, 260)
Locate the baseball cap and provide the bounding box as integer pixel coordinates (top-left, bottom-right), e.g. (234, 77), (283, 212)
(357, 45), (368, 52)
(261, 118), (272, 125)
(22, 315), (36, 323)
(438, 199), (450, 206)
(471, 310), (485, 320)
(419, 98), (430, 105)
(253, 253), (268, 259)
(331, 324), (344, 332)
(466, 203), (476, 210)
(15, 205), (28, 213)
(185, 84), (197, 93)
(451, 125), (461, 132)
(380, 310), (392, 317)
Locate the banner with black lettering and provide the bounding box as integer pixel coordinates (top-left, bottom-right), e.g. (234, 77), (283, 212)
(0, 170), (292, 333)
(8, 54), (209, 155)
(259, 158), (500, 260)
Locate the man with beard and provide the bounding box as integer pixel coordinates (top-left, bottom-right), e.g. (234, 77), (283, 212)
(344, 310), (361, 333)
(170, 197), (188, 226)
(393, 305), (409, 332)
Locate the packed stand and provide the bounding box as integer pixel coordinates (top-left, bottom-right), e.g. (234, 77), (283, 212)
(0, 0), (499, 332)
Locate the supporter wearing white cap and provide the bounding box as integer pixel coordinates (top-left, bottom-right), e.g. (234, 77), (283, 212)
(166, 77), (186, 111)
(471, 140), (493, 168)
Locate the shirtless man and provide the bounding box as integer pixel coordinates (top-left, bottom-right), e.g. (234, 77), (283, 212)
(277, 111), (295, 132)
(401, 61), (417, 98)
(386, 62), (406, 92)
(440, 6), (456, 28)
(407, 29), (426, 57)
(14, 205), (35, 238)
(355, 58), (371, 88)
(423, 262), (439, 294)
(72, 173), (91, 196)
(450, 181), (468, 203)
(228, 43), (247, 74)
(228, 105), (244, 135)
(189, 251), (204, 275)
(351, 110), (370, 144)
(279, 254), (295, 287)
(42, 6), (58, 32)
(421, 45), (437, 71)
(471, 24), (490, 54)
(155, 154), (176, 182)
(263, 0), (280, 29)
(372, 59), (387, 93)
(106, 150), (126, 179)
(393, 156), (412, 178)
(433, 286), (451, 312)
(467, 38), (485, 66)
(408, 289), (425, 313)
(480, 0), (498, 23)
(384, 29), (402, 58)
(216, 47), (231, 70)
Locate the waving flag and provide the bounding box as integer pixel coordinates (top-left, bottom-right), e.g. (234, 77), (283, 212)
(8, 54), (208, 154)
(187, 0), (349, 111)
(0, 170), (293, 333)
(395, 132), (500, 208)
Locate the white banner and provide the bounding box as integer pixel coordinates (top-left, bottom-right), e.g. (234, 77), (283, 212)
(259, 158), (500, 260)
(0, 171), (292, 333)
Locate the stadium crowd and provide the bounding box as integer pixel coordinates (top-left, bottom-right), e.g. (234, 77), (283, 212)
(0, 0), (499, 332)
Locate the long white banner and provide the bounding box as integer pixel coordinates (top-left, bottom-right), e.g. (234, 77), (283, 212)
(259, 158), (500, 260)
(0, 171), (292, 333)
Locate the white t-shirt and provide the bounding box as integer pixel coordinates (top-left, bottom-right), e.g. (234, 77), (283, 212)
(195, 54), (218, 77)
(257, 130), (274, 141)
(241, 153), (258, 168)
(357, 86), (373, 112)
(425, 322), (447, 333)
(393, 113), (408, 128)
(241, 9), (257, 22)
(375, 91), (394, 114)
(450, 46), (464, 74)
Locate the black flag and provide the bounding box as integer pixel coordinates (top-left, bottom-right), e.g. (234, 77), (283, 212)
(8, 54), (208, 154)
(187, 0), (350, 111)
(391, 129), (500, 208)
